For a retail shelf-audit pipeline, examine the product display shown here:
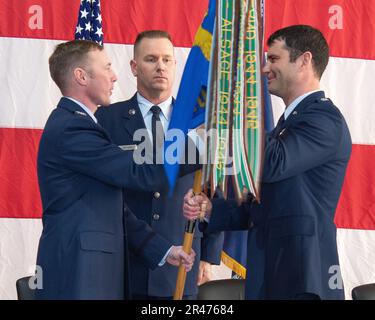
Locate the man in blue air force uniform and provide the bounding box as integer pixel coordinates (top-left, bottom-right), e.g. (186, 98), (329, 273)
(183, 25), (352, 300)
(96, 30), (223, 299)
(36, 40), (195, 299)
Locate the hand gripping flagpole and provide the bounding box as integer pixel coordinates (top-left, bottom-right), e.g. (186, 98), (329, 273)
(173, 169), (202, 300)
(171, 0), (216, 300)
(173, 0), (265, 299)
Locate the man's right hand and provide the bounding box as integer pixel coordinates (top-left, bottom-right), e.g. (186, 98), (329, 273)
(167, 246), (196, 272)
(183, 189), (212, 221)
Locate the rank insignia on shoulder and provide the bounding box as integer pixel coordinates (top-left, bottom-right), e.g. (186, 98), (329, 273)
(75, 111), (87, 116)
(320, 98), (329, 101)
(279, 128), (286, 136)
(119, 144), (138, 151)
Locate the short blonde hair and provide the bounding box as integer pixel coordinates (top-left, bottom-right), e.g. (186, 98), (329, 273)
(49, 40), (103, 92)
(133, 30), (173, 57)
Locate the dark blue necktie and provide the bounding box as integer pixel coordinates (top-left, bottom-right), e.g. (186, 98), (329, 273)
(150, 105), (163, 163)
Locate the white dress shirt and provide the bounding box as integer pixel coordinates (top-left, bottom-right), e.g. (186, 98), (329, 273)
(137, 93), (172, 138)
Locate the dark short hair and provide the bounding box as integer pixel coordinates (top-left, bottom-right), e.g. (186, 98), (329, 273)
(49, 40), (103, 92)
(267, 25), (329, 79)
(133, 30), (173, 56)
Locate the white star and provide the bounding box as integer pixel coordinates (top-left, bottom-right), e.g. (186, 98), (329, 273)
(95, 27), (103, 37)
(80, 8), (89, 19)
(85, 22), (92, 31)
(96, 13), (102, 24)
(75, 25), (83, 34)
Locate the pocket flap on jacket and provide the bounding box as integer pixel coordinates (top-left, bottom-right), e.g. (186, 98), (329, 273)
(80, 231), (117, 253)
(268, 215), (315, 238)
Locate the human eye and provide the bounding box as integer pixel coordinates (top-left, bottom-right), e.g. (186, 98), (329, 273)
(164, 57), (175, 65)
(145, 56), (156, 63)
(267, 55), (278, 63)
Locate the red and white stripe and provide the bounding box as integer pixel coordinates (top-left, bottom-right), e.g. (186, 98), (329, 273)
(0, 0), (374, 299)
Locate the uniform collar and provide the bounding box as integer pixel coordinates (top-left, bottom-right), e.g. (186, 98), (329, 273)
(284, 90), (320, 120)
(64, 96), (98, 123)
(136, 93), (173, 122)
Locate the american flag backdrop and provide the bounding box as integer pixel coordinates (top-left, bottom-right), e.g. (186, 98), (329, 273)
(1, 0), (375, 299)
(75, 0), (103, 44)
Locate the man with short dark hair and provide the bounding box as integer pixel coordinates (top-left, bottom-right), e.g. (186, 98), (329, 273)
(96, 30), (223, 300)
(183, 25), (351, 300)
(36, 39), (195, 299)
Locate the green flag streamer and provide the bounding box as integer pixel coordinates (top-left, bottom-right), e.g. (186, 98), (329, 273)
(204, 0), (264, 203)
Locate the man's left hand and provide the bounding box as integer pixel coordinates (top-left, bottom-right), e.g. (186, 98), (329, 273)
(197, 261), (213, 286)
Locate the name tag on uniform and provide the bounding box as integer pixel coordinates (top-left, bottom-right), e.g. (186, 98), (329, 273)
(119, 144), (138, 151)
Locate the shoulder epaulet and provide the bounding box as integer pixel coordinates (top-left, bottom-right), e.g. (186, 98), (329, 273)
(320, 97), (330, 102)
(74, 111), (87, 117)
(314, 97), (333, 106)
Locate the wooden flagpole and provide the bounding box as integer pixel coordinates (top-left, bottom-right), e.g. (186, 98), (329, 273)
(173, 169), (202, 300)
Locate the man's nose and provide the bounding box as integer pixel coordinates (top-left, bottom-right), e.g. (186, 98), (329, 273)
(112, 70), (118, 82)
(156, 58), (166, 70)
(262, 62), (270, 74)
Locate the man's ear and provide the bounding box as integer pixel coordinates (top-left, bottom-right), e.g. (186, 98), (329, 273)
(300, 51), (313, 68)
(130, 59), (137, 76)
(73, 67), (88, 86)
